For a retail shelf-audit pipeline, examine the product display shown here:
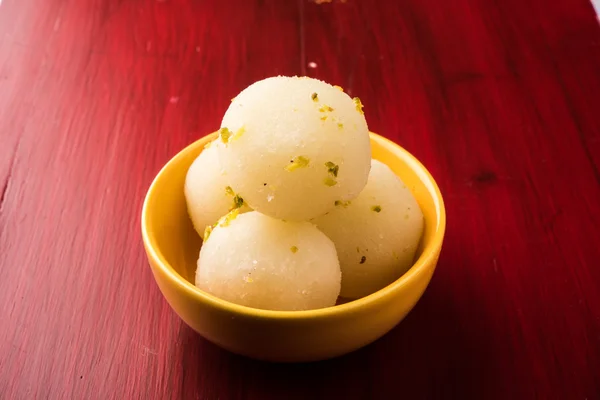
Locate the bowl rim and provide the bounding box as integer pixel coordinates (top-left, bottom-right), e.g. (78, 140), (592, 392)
(141, 131), (446, 320)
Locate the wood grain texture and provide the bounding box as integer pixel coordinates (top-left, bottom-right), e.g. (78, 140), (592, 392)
(1, 0), (599, 398)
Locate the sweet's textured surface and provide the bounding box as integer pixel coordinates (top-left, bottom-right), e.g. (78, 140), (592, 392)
(314, 159), (424, 299)
(184, 142), (251, 235)
(0, 0), (599, 398)
(196, 211), (341, 311)
(219, 76), (370, 221)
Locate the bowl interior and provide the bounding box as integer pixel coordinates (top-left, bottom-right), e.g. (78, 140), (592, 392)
(144, 132), (443, 306)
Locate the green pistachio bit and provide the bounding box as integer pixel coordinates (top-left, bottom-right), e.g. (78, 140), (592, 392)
(360, 256), (366, 264)
(324, 177), (337, 187)
(232, 126), (245, 141)
(371, 205), (382, 213)
(318, 105), (334, 112)
(218, 209), (239, 227)
(311, 92), (318, 101)
(225, 186), (235, 196)
(353, 97), (364, 114)
(203, 225), (213, 241)
(337, 122), (344, 129)
(320, 116), (327, 121)
(290, 246), (298, 253)
(285, 155), (310, 172)
(219, 127), (232, 143)
(232, 194), (244, 209)
(325, 161), (339, 177)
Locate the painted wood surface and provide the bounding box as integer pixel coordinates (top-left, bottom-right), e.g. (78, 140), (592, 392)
(1, 0), (599, 398)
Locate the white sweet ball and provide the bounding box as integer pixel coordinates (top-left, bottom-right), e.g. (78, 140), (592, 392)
(313, 159), (424, 299)
(196, 211), (342, 311)
(184, 141), (251, 236)
(217, 76), (371, 221)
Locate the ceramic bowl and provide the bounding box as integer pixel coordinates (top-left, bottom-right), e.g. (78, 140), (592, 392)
(141, 131), (446, 362)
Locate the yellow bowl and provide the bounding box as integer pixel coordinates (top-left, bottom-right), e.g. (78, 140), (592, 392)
(141, 131), (446, 363)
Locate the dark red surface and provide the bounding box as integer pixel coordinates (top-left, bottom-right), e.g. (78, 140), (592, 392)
(1, 0), (600, 398)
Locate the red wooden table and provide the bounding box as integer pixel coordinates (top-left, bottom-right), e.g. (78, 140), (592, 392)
(1, 0), (600, 398)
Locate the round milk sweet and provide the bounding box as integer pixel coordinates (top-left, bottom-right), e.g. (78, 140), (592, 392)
(196, 211), (342, 311)
(313, 159), (424, 299)
(184, 141), (251, 236)
(217, 76), (371, 221)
